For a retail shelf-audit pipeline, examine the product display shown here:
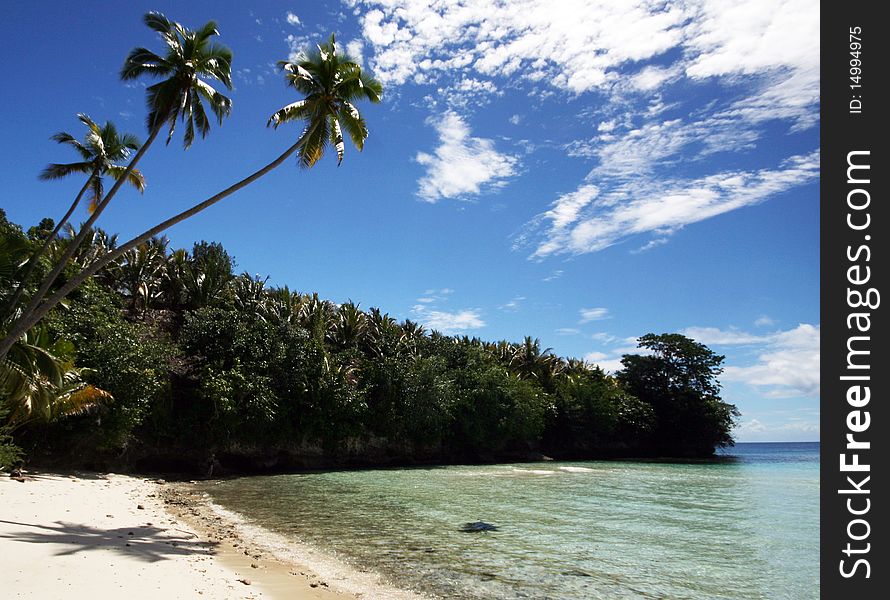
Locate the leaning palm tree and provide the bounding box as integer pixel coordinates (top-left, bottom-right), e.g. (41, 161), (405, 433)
(40, 115), (146, 213)
(0, 34), (381, 361)
(3, 115), (144, 318)
(1, 12), (233, 361)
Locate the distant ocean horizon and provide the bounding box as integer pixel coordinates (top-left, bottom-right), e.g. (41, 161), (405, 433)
(199, 441), (819, 599)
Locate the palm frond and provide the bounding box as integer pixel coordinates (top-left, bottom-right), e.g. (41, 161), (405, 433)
(329, 116), (345, 165)
(106, 165), (146, 193)
(38, 162), (93, 181)
(88, 174), (104, 214)
(267, 99), (312, 128)
(337, 101), (367, 150)
(120, 47), (171, 80)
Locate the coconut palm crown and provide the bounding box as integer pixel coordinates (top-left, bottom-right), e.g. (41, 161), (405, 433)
(39, 114), (145, 212)
(268, 34), (382, 168)
(120, 12), (233, 148)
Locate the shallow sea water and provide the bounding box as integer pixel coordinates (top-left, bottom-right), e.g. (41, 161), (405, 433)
(198, 442), (819, 599)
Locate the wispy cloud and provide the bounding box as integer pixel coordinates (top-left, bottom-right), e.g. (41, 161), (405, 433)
(416, 112), (519, 203)
(350, 1), (819, 257)
(579, 307), (609, 323)
(499, 296), (525, 311)
(285, 12), (302, 26)
(680, 326), (769, 346)
(529, 151), (819, 257)
(410, 288), (483, 333)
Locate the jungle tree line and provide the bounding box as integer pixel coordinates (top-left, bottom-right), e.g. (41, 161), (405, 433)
(2, 208), (738, 469)
(1, 12), (737, 469)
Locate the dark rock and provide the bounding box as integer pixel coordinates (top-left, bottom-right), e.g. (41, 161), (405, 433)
(460, 521), (499, 532)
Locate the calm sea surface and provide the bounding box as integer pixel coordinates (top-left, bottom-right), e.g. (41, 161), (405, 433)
(198, 442), (819, 599)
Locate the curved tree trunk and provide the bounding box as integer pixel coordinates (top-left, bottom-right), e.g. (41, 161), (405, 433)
(1, 121), (165, 351)
(0, 136), (306, 360)
(2, 174), (94, 317)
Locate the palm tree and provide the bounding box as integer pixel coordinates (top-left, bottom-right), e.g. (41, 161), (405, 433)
(232, 273), (268, 315)
(41, 115), (146, 212)
(329, 301), (367, 351)
(1, 325), (110, 430)
(3, 115), (144, 317)
(0, 33), (381, 361)
(511, 336), (562, 389)
(0, 12), (233, 361)
(261, 286), (306, 326)
(121, 12), (233, 148)
(118, 236), (169, 313)
(300, 293), (335, 342)
(180, 241), (234, 309)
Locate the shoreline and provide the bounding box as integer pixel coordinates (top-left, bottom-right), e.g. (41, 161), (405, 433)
(0, 470), (417, 599)
(162, 482), (427, 600)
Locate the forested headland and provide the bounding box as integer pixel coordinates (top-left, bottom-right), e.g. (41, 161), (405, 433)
(1, 13), (738, 475)
(1, 210), (739, 475)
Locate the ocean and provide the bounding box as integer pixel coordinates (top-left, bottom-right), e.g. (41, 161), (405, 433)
(196, 442), (819, 599)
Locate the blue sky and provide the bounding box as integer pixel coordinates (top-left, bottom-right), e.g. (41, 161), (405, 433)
(0, 1), (819, 441)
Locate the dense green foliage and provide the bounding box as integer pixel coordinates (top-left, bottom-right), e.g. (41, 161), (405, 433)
(618, 334), (740, 456)
(0, 12), (737, 473)
(2, 208), (739, 471)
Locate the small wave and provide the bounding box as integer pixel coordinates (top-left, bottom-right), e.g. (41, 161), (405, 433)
(511, 468), (558, 475)
(558, 466), (596, 473)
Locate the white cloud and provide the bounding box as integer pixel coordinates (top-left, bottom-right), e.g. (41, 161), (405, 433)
(736, 417), (819, 441)
(681, 326), (767, 345)
(584, 353), (624, 373)
(722, 323), (820, 397)
(350, 1), (819, 259)
(556, 328), (580, 335)
(579, 307), (609, 323)
(754, 315), (776, 327)
(590, 332), (617, 344)
(542, 269), (563, 282)
(415, 112), (518, 202)
(500, 296), (525, 311)
(531, 151), (819, 257)
(410, 288), (483, 333)
(412, 305), (485, 333)
(285, 33), (312, 62)
(628, 65), (682, 91)
(353, 1), (817, 124)
(509, 114), (521, 125)
(346, 39), (365, 66)
(285, 12), (302, 26)
(355, 0), (689, 92)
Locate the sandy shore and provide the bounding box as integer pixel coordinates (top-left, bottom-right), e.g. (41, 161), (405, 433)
(0, 471), (364, 599)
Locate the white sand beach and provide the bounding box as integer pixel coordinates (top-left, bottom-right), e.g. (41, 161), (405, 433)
(0, 472), (351, 599)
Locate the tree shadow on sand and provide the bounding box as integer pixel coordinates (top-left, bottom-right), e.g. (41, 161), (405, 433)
(0, 519), (218, 562)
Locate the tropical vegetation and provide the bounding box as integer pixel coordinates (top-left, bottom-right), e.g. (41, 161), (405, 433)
(1, 206), (738, 471)
(0, 12), (738, 471)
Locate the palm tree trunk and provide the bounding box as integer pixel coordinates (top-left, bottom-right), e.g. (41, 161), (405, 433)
(2, 175), (94, 317)
(0, 121), (165, 361)
(0, 135), (307, 361)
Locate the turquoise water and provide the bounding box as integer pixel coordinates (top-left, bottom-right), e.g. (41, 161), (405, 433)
(199, 442), (819, 599)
